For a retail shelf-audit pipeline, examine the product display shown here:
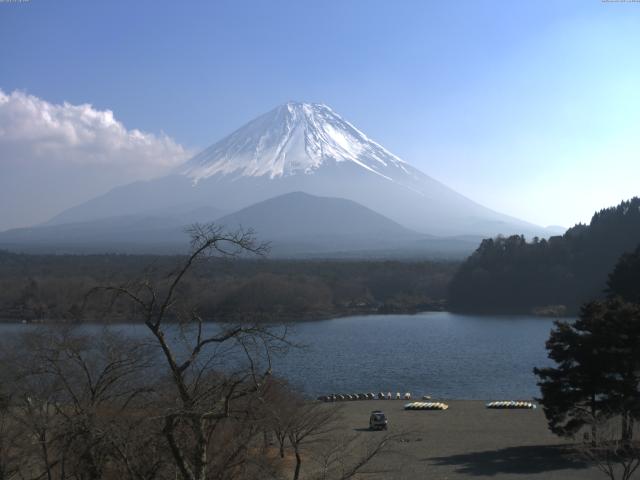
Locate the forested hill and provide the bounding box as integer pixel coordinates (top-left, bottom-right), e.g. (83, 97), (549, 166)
(448, 197), (640, 314)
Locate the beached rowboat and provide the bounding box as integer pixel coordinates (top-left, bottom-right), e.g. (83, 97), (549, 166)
(404, 402), (449, 410)
(486, 401), (536, 409)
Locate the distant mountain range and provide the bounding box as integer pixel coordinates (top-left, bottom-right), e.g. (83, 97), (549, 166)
(0, 102), (561, 257)
(0, 192), (482, 257)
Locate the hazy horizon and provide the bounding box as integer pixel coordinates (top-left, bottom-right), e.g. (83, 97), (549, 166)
(1, 0), (639, 231)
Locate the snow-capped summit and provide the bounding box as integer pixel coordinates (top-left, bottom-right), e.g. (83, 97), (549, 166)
(182, 102), (411, 183)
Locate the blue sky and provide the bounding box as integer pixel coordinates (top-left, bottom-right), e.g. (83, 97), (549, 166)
(1, 0), (639, 228)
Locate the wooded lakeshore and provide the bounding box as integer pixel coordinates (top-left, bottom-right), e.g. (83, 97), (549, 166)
(0, 251), (454, 323)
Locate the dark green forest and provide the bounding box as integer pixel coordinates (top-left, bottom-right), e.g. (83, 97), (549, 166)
(449, 197), (640, 314)
(0, 251), (456, 323)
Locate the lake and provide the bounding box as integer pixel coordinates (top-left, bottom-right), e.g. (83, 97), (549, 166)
(0, 312), (559, 400)
(276, 312), (557, 400)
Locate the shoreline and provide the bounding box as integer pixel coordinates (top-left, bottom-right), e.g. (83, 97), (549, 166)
(0, 306), (570, 325)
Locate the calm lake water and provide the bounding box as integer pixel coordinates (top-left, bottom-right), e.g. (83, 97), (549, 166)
(0, 312), (559, 400)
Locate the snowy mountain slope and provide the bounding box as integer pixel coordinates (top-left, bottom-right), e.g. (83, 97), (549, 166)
(48, 102), (542, 237)
(183, 102), (415, 184)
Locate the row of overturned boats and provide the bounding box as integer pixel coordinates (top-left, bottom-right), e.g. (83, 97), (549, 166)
(316, 394), (537, 411)
(318, 392), (420, 402)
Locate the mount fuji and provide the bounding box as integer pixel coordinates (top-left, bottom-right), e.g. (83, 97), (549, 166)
(1, 102), (547, 255)
(47, 102), (539, 238)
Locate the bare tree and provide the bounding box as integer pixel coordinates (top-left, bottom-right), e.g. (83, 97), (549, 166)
(578, 417), (640, 480)
(107, 412), (169, 480)
(0, 389), (23, 480)
(257, 379), (400, 480)
(1, 336), (60, 480)
(286, 402), (341, 480)
(93, 224), (288, 480)
(310, 432), (401, 480)
(7, 327), (157, 480)
(259, 378), (297, 459)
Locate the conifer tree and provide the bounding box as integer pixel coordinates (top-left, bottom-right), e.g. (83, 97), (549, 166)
(607, 245), (640, 304)
(535, 299), (640, 441)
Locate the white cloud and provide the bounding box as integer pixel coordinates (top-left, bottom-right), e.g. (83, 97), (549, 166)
(0, 88), (190, 174)
(0, 89), (194, 230)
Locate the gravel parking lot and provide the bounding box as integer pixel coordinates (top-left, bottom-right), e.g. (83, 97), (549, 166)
(309, 400), (605, 480)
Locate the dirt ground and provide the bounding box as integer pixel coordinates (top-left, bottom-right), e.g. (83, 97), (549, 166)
(307, 400), (607, 480)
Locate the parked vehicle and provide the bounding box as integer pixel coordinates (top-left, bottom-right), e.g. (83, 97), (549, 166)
(369, 410), (388, 430)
